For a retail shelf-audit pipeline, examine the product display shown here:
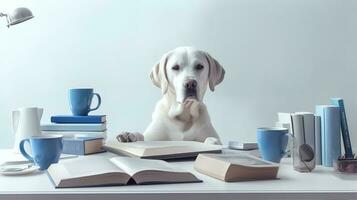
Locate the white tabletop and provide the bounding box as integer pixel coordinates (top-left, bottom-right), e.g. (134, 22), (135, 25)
(0, 149), (356, 200)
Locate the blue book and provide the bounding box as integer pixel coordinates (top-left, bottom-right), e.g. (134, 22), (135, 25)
(62, 137), (105, 155)
(41, 123), (107, 132)
(51, 115), (106, 124)
(315, 105), (341, 167)
(331, 98), (354, 158)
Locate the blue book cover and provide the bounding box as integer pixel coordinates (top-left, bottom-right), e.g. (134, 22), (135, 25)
(330, 98), (354, 158)
(62, 137), (105, 155)
(51, 115), (106, 124)
(315, 105), (341, 167)
(41, 123), (107, 132)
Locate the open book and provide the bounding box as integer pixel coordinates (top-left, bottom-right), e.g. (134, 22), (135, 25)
(194, 153), (279, 182)
(47, 155), (201, 188)
(103, 141), (222, 159)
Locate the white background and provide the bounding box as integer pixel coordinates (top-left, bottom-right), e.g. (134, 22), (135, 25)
(1, 0), (356, 149)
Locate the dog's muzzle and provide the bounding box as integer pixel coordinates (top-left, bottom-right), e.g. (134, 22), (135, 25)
(184, 79), (198, 101)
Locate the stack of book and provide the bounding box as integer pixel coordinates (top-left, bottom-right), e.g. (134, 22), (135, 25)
(42, 115), (107, 155)
(276, 97), (351, 168)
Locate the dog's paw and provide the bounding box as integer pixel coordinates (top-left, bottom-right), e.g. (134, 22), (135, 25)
(116, 132), (144, 142)
(204, 137), (220, 145)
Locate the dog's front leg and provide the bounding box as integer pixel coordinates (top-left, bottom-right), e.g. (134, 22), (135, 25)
(204, 137), (220, 145)
(116, 132), (144, 142)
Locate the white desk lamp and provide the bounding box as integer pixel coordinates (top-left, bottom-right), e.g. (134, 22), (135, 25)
(0, 7), (34, 27)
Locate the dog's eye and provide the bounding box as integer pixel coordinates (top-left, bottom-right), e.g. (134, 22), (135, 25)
(172, 65), (180, 71)
(195, 64), (204, 70)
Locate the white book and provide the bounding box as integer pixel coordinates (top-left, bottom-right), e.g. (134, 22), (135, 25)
(47, 155), (201, 188)
(103, 141), (222, 159)
(228, 141), (258, 150)
(42, 131), (107, 139)
(277, 112), (293, 133)
(314, 115), (322, 165)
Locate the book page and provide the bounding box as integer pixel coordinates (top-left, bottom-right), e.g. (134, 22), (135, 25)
(212, 154), (276, 166)
(57, 155), (124, 179)
(110, 157), (186, 176)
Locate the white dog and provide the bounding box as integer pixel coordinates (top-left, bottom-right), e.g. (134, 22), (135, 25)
(117, 47), (225, 144)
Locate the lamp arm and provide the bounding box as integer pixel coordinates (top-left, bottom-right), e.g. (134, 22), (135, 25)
(0, 13), (7, 17)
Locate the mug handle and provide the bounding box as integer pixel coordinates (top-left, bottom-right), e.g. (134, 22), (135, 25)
(281, 133), (294, 157)
(89, 93), (101, 112)
(19, 139), (34, 162)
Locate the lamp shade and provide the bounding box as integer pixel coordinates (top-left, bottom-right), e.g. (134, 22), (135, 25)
(7, 7), (34, 27)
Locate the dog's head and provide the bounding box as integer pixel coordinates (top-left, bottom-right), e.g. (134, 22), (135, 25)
(150, 47), (225, 103)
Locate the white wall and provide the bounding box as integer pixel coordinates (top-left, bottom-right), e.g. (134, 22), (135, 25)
(1, 0), (357, 149)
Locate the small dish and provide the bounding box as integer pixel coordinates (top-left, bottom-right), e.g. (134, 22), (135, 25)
(0, 163), (40, 176)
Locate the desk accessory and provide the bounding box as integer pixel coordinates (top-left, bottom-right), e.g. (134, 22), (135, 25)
(194, 153), (279, 181)
(329, 98), (357, 173)
(51, 115), (106, 123)
(0, 7), (33, 28)
(103, 141), (222, 159)
(316, 105), (341, 167)
(69, 88), (101, 116)
(314, 115), (322, 165)
(62, 137), (104, 155)
(47, 156), (201, 188)
(256, 127), (290, 163)
(228, 141), (258, 150)
(0, 163), (40, 176)
(291, 113), (316, 172)
(19, 135), (63, 170)
(12, 107), (43, 152)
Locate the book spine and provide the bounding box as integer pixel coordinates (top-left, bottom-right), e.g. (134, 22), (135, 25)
(51, 116), (105, 123)
(316, 106), (341, 167)
(41, 124), (106, 132)
(62, 139), (85, 155)
(330, 98), (354, 158)
(314, 116), (322, 165)
(325, 107), (341, 167)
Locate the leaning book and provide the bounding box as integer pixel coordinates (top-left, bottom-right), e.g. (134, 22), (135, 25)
(47, 155), (201, 188)
(194, 153), (279, 182)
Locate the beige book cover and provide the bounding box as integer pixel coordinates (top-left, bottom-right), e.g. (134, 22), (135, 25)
(194, 153), (279, 182)
(47, 155), (201, 188)
(103, 141), (222, 159)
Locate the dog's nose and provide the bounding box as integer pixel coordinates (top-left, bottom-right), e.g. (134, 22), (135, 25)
(184, 80), (197, 89)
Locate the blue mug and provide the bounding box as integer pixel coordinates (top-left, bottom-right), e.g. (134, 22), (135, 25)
(257, 127), (290, 163)
(69, 88), (101, 116)
(19, 135), (63, 170)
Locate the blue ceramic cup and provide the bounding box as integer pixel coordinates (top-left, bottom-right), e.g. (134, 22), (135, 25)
(257, 127), (290, 163)
(69, 88), (101, 116)
(19, 135), (63, 170)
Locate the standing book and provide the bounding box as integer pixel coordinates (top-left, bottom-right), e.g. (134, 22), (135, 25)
(330, 98), (354, 158)
(47, 156), (201, 188)
(316, 105), (341, 167)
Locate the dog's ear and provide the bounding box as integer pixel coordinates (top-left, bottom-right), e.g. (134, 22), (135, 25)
(150, 52), (170, 94)
(205, 52), (225, 91)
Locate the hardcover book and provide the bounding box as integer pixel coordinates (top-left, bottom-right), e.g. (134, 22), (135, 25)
(103, 141), (222, 159)
(41, 123), (107, 132)
(330, 98), (354, 158)
(62, 137), (105, 155)
(194, 153), (279, 182)
(51, 115), (106, 124)
(42, 131), (107, 139)
(316, 105), (341, 167)
(314, 115), (322, 165)
(47, 156), (201, 188)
